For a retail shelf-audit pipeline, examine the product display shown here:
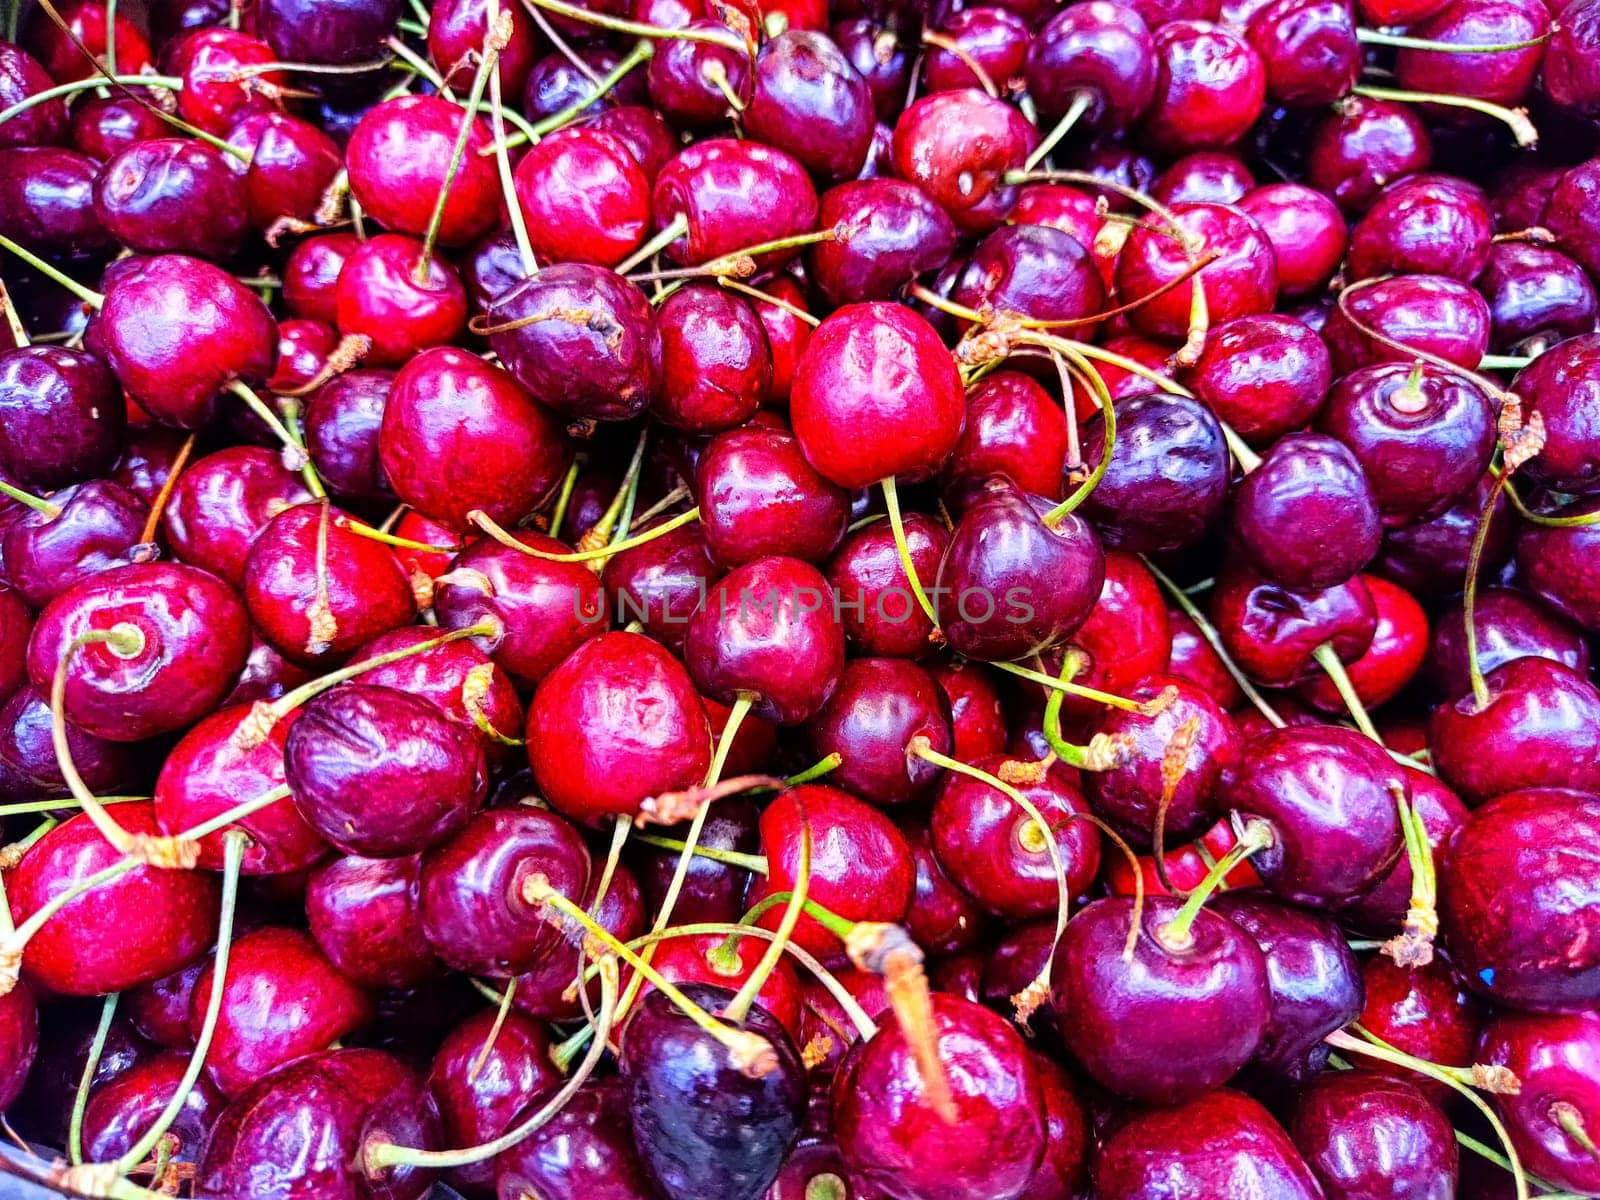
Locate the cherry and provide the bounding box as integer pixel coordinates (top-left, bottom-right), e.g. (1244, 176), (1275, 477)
(196, 1048), (440, 1200)
(0, 585), (27, 700)
(899, 814), (988, 957)
(1306, 96), (1433, 216)
(822, 513), (943, 659)
(1039, 549), (1172, 723)
(810, 179), (957, 308)
(598, 518), (718, 655)
(1211, 561), (1376, 687)
(1295, 572), (1428, 714)
(803, 657), (950, 807)
(92, 138), (249, 262)
(1165, 604), (1243, 709)
(1396, 0), (1549, 114)
(493, 1078), (657, 1200)
(1223, 725), (1405, 907)
(1094, 1088), (1321, 1199)
(1511, 332), (1600, 495)
(1237, 181), (1346, 298)
(1025, 2), (1157, 136)
(162, 446), (314, 587)
(243, 501), (415, 666)
(23, 0), (151, 81)
(936, 484), (1105, 662)
(1290, 1070), (1459, 1200)
(513, 127), (651, 269)
(698, 421), (850, 567)
(1358, 953), (1483, 1104)
(427, 0), (539, 95)
(98, 254), (278, 429)
(653, 286), (773, 434)
(334, 234), (469, 368)
(350, 625), (520, 758)
(1429, 658), (1600, 803)
(80, 1049), (225, 1165)
(166, 27), (283, 137)
(0, 984), (36, 1112)
(1478, 1009), (1600, 1195)
(0, 682), (142, 804)
(254, 0), (401, 74)
(923, 7), (1028, 97)
(487, 263), (661, 426)
(746, 276), (810, 404)
(1349, 174), (1495, 284)
(1234, 432), (1382, 589)
(1479, 244), (1598, 355)
(270, 319), (338, 393)
(299, 368), (389, 501)
(0, 147), (117, 262)
(1051, 893), (1270, 1103)
(6, 803), (219, 996)
(1425, 586), (1589, 703)
(418, 805), (591, 976)
(1544, 0), (1600, 114)
(428, 1007), (559, 1194)
(622, 981), (806, 1200)
(1187, 312), (1331, 444)
(1, 479), (147, 610)
(1378, 470), (1514, 597)
(0, 346), (123, 493)
(434, 529), (605, 689)
(10, 1002), (153, 1146)
(952, 222), (1106, 330)
(26, 561), (251, 742)
(1245, 0), (1359, 107)
(70, 93), (169, 161)
(1439, 787), (1600, 1011)
(1081, 390), (1229, 554)
(523, 47), (647, 123)
(1115, 202), (1278, 343)
(932, 753), (1101, 918)
(285, 232), (361, 325)
(653, 138), (820, 267)
(942, 370), (1069, 507)
(1213, 890), (1362, 1083)
(1152, 151), (1255, 206)
(1140, 20), (1265, 156)
(0, 42), (67, 149)
(747, 783), (914, 957)
(1329, 279), (1491, 377)
(306, 853), (442, 991)
(833, 992), (1046, 1200)
(890, 88), (1037, 233)
(225, 111), (344, 230)
(647, 21), (752, 127)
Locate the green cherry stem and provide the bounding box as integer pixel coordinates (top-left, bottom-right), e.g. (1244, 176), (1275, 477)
(1311, 642), (1384, 744)
(67, 993), (120, 1165)
(880, 475), (939, 628)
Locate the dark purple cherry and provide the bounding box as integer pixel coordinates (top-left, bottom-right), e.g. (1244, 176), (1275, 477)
(1238, 181), (1346, 297)
(743, 30), (874, 180)
(1051, 894), (1270, 1103)
(523, 47), (646, 122)
(70, 93), (169, 162)
(1377, 470), (1513, 596)
(1324, 274), (1492, 373)
(493, 1078), (657, 1200)
(900, 815), (989, 957)
(81, 1050), (224, 1165)
(255, 0), (402, 74)
(1348, 173), (1493, 283)
(1187, 312), (1331, 444)
(809, 179), (957, 308)
(652, 286), (771, 434)
(832, 19), (911, 124)
(1, 480), (146, 609)
(1245, 0), (1359, 107)
(1318, 363), (1496, 527)
(334, 234), (468, 368)
(426, 0), (538, 94)
(0, 147), (116, 261)
(950, 223), (1105, 330)
(488, 263), (661, 427)
(93, 138), (248, 261)
(162, 446), (314, 587)
(890, 88), (1037, 234)
(1081, 390), (1228, 554)
(622, 981), (806, 1200)
(1512, 332), (1600, 495)
(1425, 586), (1589, 702)
(1480, 244), (1598, 355)
(1289, 1071), (1458, 1200)
(418, 806), (591, 977)
(1517, 498), (1600, 631)
(923, 6), (1029, 97)
(1544, 0), (1600, 115)
(1306, 96), (1432, 215)
(1358, 954), (1482, 1103)
(1233, 432), (1381, 589)
(1025, 2), (1156, 134)
(1140, 20), (1266, 156)
(1222, 725), (1405, 907)
(0, 42), (67, 148)
(306, 853), (442, 991)
(805, 657), (950, 807)
(698, 422), (850, 567)
(1152, 151), (1255, 205)
(601, 520), (720, 654)
(305, 368), (393, 502)
(652, 138), (819, 267)
(1340, 766), (1467, 934)
(1116, 201), (1278, 342)
(941, 371), (1068, 508)
(0, 683), (141, 805)
(284, 232), (359, 325)
(0, 346), (123, 491)
(1478, 1009), (1600, 1195)
(647, 20), (751, 129)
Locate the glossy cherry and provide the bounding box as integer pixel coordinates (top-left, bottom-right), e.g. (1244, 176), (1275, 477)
(0, 346), (124, 491)
(306, 853), (442, 992)
(825, 512), (946, 659)
(334, 234), (469, 368)
(1, 480), (147, 610)
(1233, 432), (1382, 589)
(890, 88), (1037, 233)
(513, 127), (651, 268)
(1187, 312), (1331, 444)
(1290, 1070), (1458, 1200)
(1116, 201), (1278, 342)
(805, 657), (951, 807)
(1478, 1009), (1600, 1195)
(1425, 586), (1589, 703)
(80, 1049), (224, 1165)
(1324, 274), (1492, 373)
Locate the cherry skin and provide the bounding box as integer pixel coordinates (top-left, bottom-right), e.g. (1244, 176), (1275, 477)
(433, 530), (605, 690)
(805, 657), (951, 807)
(306, 854), (442, 992)
(7, 804), (220, 997)
(935, 484), (1105, 663)
(652, 138), (819, 267)
(1425, 586), (1589, 703)
(622, 981), (806, 1200)
(1222, 725), (1405, 907)
(162, 446), (313, 589)
(899, 814), (989, 957)
(1480, 244), (1598, 355)
(284, 232), (361, 325)
(195, 1048), (441, 1200)
(747, 783), (915, 958)
(644, 929), (805, 1042)
(890, 88), (1037, 233)
(0, 683), (142, 805)
(1233, 432), (1382, 589)
(698, 422), (850, 567)
(0, 146), (115, 262)
(254, 0), (403, 75)
(1516, 496), (1600, 632)
(487, 264), (661, 427)
(93, 138), (249, 262)
(1025, 2), (1157, 135)
(745, 29), (875, 181)
(426, 0), (538, 94)
(1153, 152), (1255, 206)
(1211, 562), (1376, 687)
(951, 223), (1106, 331)
(1512, 333), (1600, 495)
(684, 555), (845, 726)
(1358, 953), (1483, 1104)
(70, 93), (168, 160)
(1306, 96), (1432, 216)
(1094, 1088), (1321, 1200)
(1378, 470), (1514, 597)
(1428, 658), (1600, 803)
(417, 806), (591, 977)
(0, 42), (67, 148)
(1296, 572), (1429, 714)
(522, 46), (647, 123)
(941, 370), (1068, 507)
(526, 630), (711, 826)
(1116, 202), (1278, 342)
(510, 866), (646, 1021)
(25, 561), (251, 742)
(1324, 274), (1492, 373)
(189, 925), (373, 1098)
(1140, 20), (1266, 156)
(243, 501), (416, 667)
(334, 234), (469, 368)
(1477, 1009), (1600, 1195)
(824, 511), (946, 660)
(600, 519), (720, 655)
(166, 27), (283, 136)
(790, 301), (964, 489)
(1051, 894), (1270, 1103)
(747, 275), (810, 404)
(0, 984), (36, 1112)
(347, 96), (501, 246)
(1213, 890), (1362, 1083)
(833, 992), (1046, 1200)
(1395, 0), (1549, 113)
(97, 254), (277, 429)
(1081, 390), (1229, 554)
(0, 586), (28, 702)
(1348, 173), (1494, 284)
(0, 479), (147, 610)
(647, 20), (752, 128)
(1039, 549), (1172, 723)
(1289, 1070), (1458, 1200)
(1187, 312), (1331, 445)
(512, 127), (651, 268)
(302, 368), (391, 503)
(1439, 787), (1600, 1012)
(1166, 604), (1243, 709)
(493, 1078), (657, 1200)
(1237, 181), (1347, 298)
(80, 1049), (225, 1165)
(932, 754), (1101, 919)
(809, 179), (958, 308)
(225, 111), (343, 229)
(1245, 0), (1359, 107)
(270, 319), (338, 395)
(427, 1007), (559, 1195)
(921, 6), (1027, 95)
(0, 346), (124, 492)
(1544, 0), (1600, 114)
(652, 286), (773, 434)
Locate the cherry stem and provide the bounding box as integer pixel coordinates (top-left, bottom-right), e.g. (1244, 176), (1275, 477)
(570, 815), (631, 1032)
(784, 752), (842, 787)
(1157, 819), (1273, 950)
(718, 278), (820, 327)
(0, 478), (61, 519)
(879, 476), (939, 629)
(1335, 277), (1512, 404)
(993, 658), (1147, 714)
(1142, 555), (1287, 729)
(546, 458), (584, 536)
(736, 890), (856, 941)
(1030, 338), (1113, 524)
(384, 36), (452, 97)
(1328, 1027), (1529, 1200)
(1463, 472), (1508, 710)
(471, 505), (701, 563)
(634, 834), (768, 873)
(526, 0), (747, 48)
(921, 29), (998, 98)
(0, 73), (180, 129)
(1023, 90), (1089, 171)
(67, 993), (119, 1166)
(1034, 659), (1135, 773)
(345, 520), (459, 553)
(540, 39), (653, 143)
(1480, 353), (1533, 372)
(365, 957), (620, 1171)
(466, 977), (517, 1085)
(483, 3), (537, 274)
(0, 856), (141, 994)
(225, 381), (319, 490)
(1552, 1103), (1600, 1160)
(616, 213), (689, 275)
(1454, 1132), (1573, 1199)
(1499, 474), (1600, 528)
(1382, 785), (1438, 969)
(1311, 642), (1384, 744)
(136, 433), (196, 547)
(1351, 84), (1537, 147)
(0, 235), (104, 308)
(1355, 26), (1551, 54)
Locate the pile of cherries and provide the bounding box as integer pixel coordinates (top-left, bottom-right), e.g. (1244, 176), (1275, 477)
(5, 0), (1600, 1194)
